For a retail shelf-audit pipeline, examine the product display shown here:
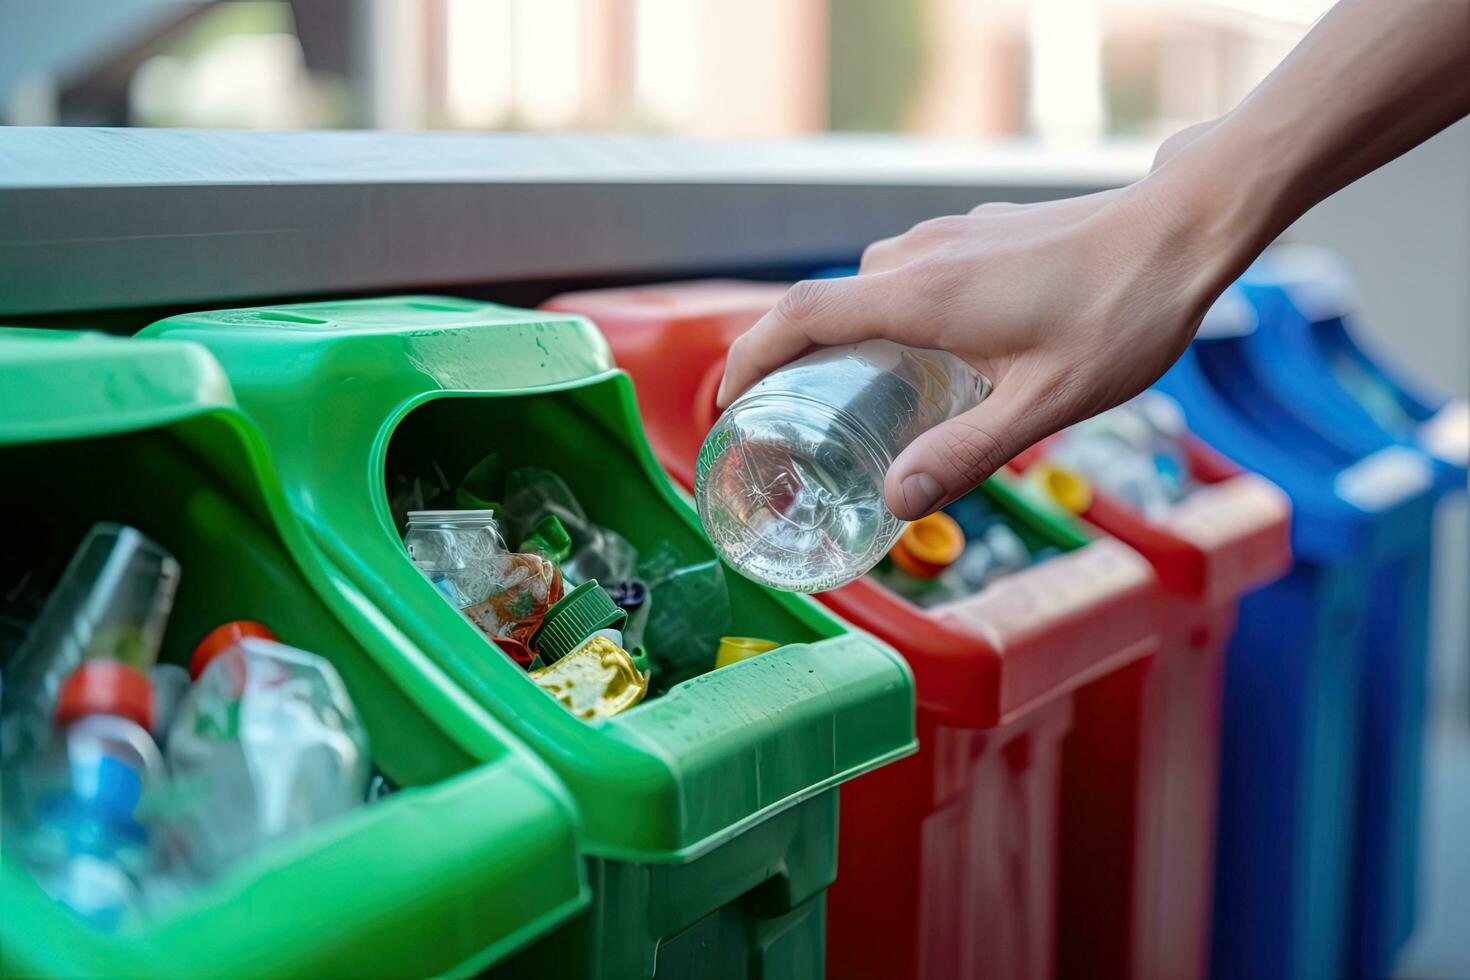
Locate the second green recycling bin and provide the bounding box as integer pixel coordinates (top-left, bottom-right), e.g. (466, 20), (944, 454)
(141, 297), (917, 978)
(0, 328), (588, 976)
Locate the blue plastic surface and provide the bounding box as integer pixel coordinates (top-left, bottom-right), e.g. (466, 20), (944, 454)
(1234, 264), (1462, 978)
(1162, 279), (1439, 979)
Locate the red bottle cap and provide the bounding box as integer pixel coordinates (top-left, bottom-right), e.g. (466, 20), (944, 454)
(55, 660), (153, 731)
(191, 620), (275, 680)
(494, 636), (537, 670)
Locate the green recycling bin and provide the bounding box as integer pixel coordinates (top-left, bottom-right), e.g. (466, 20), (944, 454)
(141, 296), (918, 979)
(0, 329), (587, 977)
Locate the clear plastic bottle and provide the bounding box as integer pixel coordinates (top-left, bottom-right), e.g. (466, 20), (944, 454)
(695, 340), (991, 592)
(402, 509), (506, 607)
(1, 524), (178, 760)
(9, 662), (164, 930)
(161, 636), (368, 883)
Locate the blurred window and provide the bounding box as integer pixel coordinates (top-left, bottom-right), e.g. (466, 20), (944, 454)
(2, 0), (1329, 152)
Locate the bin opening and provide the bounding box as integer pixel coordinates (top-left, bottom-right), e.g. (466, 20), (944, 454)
(382, 381), (830, 713)
(866, 481), (1076, 610)
(0, 422), (482, 932)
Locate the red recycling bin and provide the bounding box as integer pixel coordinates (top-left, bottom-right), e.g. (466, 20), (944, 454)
(544, 280), (1167, 980)
(1011, 431), (1291, 979)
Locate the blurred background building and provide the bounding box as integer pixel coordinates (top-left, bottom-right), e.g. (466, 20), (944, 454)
(1, 0), (1322, 148)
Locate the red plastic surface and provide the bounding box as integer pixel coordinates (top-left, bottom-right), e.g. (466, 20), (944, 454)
(831, 697), (1073, 980)
(546, 280), (1173, 980)
(1012, 419), (1292, 980)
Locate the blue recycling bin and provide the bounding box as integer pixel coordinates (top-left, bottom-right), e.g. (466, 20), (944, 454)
(1236, 251), (1465, 495)
(1157, 284), (1439, 980)
(1235, 253), (1465, 978)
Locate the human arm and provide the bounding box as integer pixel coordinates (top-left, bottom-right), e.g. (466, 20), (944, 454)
(717, 0), (1470, 520)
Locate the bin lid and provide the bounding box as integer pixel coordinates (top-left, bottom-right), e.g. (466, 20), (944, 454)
(142, 296), (918, 862)
(0, 328), (234, 445)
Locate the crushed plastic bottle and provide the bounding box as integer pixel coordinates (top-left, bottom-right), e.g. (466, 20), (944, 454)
(8, 660), (164, 929)
(2, 524), (178, 761)
(637, 548), (732, 689)
(696, 339), (991, 592)
(160, 636), (369, 884)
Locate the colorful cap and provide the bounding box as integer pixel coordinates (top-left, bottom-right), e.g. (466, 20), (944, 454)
(714, 636), (781, 669)
(889, 512), (966, 579)
(493, 636), (537, 670)
(1026, 461), (1093, 514)
(604, 580), (648, 611)
(56, 659), (153, 731)
(519, 515), (572, 564)
(191, 620), (275, 679)
(628, 644), (652, 675)
(531, 580), (628, 665)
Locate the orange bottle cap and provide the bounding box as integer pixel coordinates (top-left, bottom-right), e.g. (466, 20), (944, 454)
(191, 620), (275, 680)
(889, 512), (965, 579)
(55, 659), (153, 731)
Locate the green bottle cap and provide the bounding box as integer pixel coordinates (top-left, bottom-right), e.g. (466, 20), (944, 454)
(531, 579), (628, 664)
(520, 514), (572, 564)
(629, 644), (652, 675)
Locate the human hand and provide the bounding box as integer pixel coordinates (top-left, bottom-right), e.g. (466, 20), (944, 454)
(716, 176), (1245, 521)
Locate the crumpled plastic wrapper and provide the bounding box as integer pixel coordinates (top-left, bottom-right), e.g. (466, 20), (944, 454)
(463, 552), (565, 646)
(530, 635), (648, 719)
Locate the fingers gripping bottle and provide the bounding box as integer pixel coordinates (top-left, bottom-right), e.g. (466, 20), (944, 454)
(162, 635), (369, 883)
(696, 340), (991, 592)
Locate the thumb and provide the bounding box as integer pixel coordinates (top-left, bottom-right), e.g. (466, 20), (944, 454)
(716, 271), (945, 408)
(882, 387), (1045, 520)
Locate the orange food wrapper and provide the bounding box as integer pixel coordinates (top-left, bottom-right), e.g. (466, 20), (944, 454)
(464, 552), (564, 645)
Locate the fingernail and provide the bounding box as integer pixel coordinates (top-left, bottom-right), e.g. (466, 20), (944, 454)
(900, 472), (944, 518)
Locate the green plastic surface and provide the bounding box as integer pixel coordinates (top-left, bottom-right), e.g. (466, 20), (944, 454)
(978, 473), (1095, 552)
(141, 296), (917, 861)
(141, 297), (916, 977)
(0, 330), (587, 977)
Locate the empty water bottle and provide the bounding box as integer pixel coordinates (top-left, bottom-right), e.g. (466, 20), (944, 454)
(696, 340), (991, 592)
(161, 636), (368, 883)
(2, 524), (178, 760)
(9, 660), (164, 929)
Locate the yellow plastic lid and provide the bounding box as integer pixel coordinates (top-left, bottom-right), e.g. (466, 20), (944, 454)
(714, 636), (781, 669)
(1028, 461), (1093, 514)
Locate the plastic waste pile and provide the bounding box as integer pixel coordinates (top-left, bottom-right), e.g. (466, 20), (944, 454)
(1046, 392), (1195, 522)
(869, 496), (1054, 608)
(0, 524), (373, 930)
(395, 454), (765, 719)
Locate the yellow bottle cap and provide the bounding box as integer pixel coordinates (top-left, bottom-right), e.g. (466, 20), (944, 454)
(1028, 461), (1093, 513)
(889, 512), (965, 579)
(715, 636), (781, 669)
